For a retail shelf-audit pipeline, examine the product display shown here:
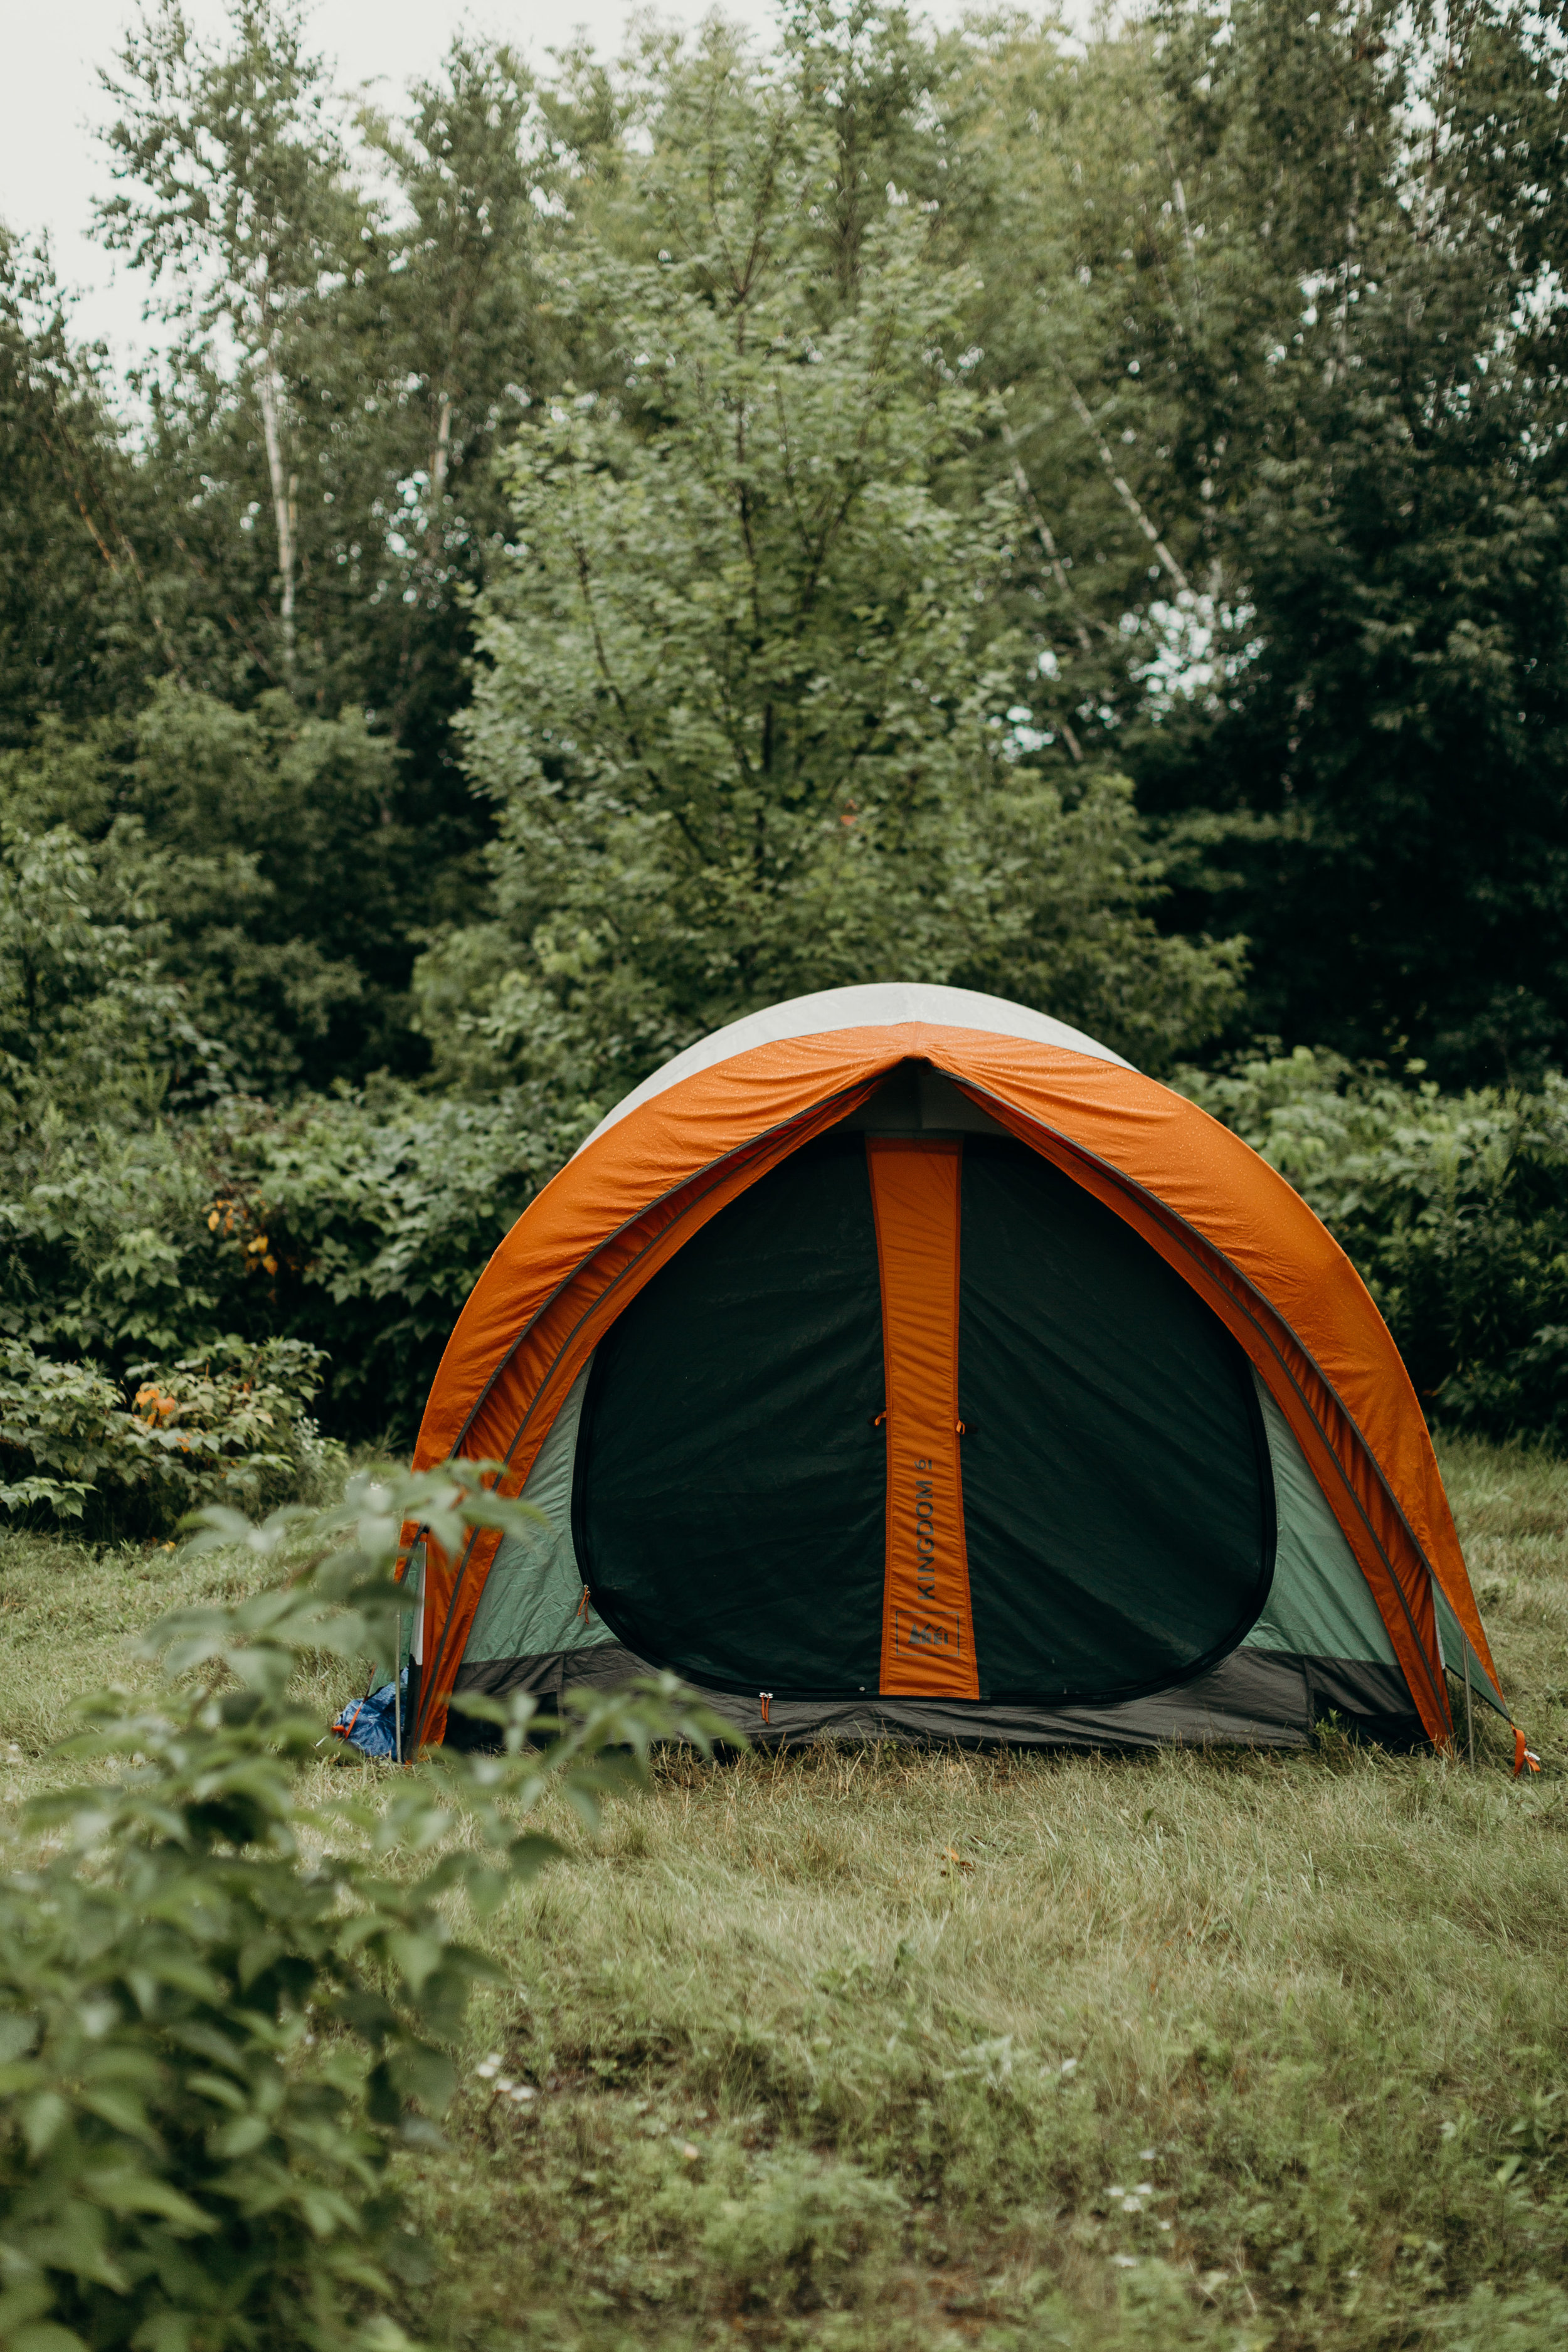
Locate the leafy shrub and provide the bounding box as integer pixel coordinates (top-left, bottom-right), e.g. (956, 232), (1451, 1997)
(692, 2151), (906, 2314)
(0, 1085), (589, 1450)
(0, 808), (230, 1127)
(0, 1465), (723, 2351)
(2, 686), (427, 1096)
(1177, 1049), (1568, 1444)
(0, 1335), (337, 1538)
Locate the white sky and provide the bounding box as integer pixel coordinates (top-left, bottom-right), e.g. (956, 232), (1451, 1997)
(4, 1), (1076, 365)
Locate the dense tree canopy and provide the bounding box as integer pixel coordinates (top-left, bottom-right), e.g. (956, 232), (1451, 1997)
(1130, 0), (1568, 1079)
(6, 0), (1568, 1441)
(8, 0), (1567, 1092)
(425, 26), (1242, 1098)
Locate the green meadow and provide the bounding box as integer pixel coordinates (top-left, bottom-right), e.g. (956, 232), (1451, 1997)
(1, 1436), (1565, 2351)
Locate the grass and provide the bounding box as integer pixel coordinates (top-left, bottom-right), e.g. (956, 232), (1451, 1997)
(3, 1435), (1567, 2348)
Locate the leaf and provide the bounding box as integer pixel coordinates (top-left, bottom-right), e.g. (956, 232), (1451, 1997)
(386, 2043), (455, 2114)
(185, 2072), (247, 2112)
(350, 2322), (419, 2351)
(79, 2169), (216, 2232)
(130, 2314), (196, 2352)
(77, 2085), (159, 2141)
(0, 2004), (38, 2060)
(207, 2112), (272, 2160)
(462, 1864), (509, 1919)
(21, 2091), (69, 2158)
(13, 2208), (125, 2292)
(386, 1932), (445, 1998)
(297, 2186), (354, 2239)
(502, 1831), (563, 1882)
(333, 1987), (401, 2045)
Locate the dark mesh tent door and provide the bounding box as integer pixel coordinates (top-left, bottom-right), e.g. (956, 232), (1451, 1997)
(956, 1138), (1274, 1698)
(573, 1128), (1274, 1699)
(573, 1132), (887, 1693)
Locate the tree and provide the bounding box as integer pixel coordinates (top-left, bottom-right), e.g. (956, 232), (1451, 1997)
(83, 16), (566, 1070)
(415, 21), (1242, 1106)
(346, 35), (554, 822)
(862, 2), (1568, 1084)
(1, 683), (418, 1093)
(363, 38), (539, 524)
(98, 0), (365, 682)
(0, 805), (223, 1129)
(0, 233), (176, 744)
(1121, 0), (1568, 1083)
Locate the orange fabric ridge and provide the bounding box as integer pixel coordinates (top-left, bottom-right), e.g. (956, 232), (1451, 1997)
(410, 1022), (1502, 1751)
(866, 1140), (978, 1699)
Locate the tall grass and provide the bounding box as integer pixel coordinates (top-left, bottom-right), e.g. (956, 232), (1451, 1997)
(3, 1436), (1566, 2348)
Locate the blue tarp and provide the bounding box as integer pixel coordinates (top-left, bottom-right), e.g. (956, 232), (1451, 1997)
(332, 1668), (408, 1760)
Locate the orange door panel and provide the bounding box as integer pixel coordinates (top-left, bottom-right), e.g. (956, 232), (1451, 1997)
(866, 1139), (979, 1698)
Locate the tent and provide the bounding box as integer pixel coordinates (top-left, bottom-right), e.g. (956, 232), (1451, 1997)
(401, 982), (1515, 1760)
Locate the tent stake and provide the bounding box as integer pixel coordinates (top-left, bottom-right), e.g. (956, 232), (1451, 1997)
(394, 1613), (403, 1764)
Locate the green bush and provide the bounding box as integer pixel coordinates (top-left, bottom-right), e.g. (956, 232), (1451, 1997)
(691, 2150), (906, 2314)
(0, 1465), (723, 2351)
(0, 1086), (589, 1453)
(0, 1335), (336, 1539)
(0, 806), (231, 1130)
(1177, 1050), (1568, 1444)
(0, 773), (585, 1456)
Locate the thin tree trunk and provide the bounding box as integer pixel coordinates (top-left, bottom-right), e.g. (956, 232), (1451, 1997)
(1167, 152), (1203, 332)
(1060, 372), (1192, 596)
(1334, 149), (1361, 383)
(431, 391), (452, 504)
(257, 345), (296, 677)
(1002, 423), (1095, 659)
(1000, 425), (1087, 765)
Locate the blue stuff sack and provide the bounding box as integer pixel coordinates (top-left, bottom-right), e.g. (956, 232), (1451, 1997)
(331, 1667), (408, 1760)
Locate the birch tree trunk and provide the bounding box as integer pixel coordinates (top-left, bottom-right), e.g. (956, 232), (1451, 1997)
(1060, 373), (1192, 597)
(257, 343), (296, 677)
(430, 391), (453, 506)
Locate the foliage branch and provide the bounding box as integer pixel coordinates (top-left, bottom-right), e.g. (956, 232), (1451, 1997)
(0, 1464), (726, 2350)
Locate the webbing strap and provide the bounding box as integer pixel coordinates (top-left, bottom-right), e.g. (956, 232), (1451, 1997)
(866, 1138), (978, 1698)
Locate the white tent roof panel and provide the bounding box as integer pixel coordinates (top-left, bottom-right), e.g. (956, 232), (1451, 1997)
(576, 983), (1130, 1154)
